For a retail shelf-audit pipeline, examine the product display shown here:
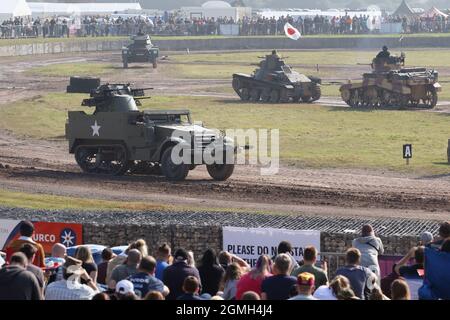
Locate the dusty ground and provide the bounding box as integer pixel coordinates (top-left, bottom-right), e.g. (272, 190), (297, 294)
(0, 51), (449, 221)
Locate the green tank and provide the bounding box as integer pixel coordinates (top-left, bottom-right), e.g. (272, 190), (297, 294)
(232, 50), (321, 103)
(340, 52), (441, 108)
(65, 84), (235, 181)
(122, 33), (159, 69)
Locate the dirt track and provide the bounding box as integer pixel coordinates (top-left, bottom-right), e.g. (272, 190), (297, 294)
(0, 51), (449, 221)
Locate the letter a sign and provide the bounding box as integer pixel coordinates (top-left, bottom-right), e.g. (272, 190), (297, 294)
(403, 144), (412, 164)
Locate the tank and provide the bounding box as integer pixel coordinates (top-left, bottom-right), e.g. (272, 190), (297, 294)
(66, 84), (236, 181)
(122, 33), (159, 69)
(232, 51), (321, 103)
(340, 52), (441, 109)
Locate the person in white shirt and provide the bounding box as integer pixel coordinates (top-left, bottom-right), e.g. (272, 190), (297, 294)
(313, 275), (351, 300)
(45, 256), (98, 300)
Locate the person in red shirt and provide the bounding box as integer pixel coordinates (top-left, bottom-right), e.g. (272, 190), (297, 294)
(6, 221), (46, 268)
(235, 255), (273, 300)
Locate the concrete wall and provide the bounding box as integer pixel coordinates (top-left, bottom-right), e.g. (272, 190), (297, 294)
(1, 36), (449, 57)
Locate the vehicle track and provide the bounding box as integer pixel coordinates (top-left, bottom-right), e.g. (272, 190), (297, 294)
(0, 51), (449, 220)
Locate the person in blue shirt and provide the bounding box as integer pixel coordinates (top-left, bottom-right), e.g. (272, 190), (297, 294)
(155, 243), (171, 281)
(261, 253), (297, 300)
(127, 256), (169, 299)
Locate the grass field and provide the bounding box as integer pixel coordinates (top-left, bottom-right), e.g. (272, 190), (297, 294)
(171, 49), (450, 68)
(1, 93), (449, 174)
(27, 62), (116, 77)
(0, 188), (170, 211)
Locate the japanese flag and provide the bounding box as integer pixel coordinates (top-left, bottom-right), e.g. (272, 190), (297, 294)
(284, 22), (301, 40)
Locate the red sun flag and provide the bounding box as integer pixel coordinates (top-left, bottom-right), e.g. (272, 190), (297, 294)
(284, 23), (301, 40)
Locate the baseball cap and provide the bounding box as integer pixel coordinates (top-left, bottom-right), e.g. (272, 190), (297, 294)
(297, 272), (315, 286)
(174, 248), (189, 261)
(116, 280), (134, 295)
(420, 231), (433, 244)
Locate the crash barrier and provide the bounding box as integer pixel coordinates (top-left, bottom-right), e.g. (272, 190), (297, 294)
(3, 34), (450, 57)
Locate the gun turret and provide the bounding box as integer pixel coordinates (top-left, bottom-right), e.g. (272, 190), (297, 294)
(82, 84), (153, 112)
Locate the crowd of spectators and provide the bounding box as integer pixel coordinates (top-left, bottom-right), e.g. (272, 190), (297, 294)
(0, 220), (449, 300)
(1, 12), (450, 39)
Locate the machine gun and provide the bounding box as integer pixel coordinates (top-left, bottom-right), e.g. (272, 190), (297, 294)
(82, 84), (153, 111)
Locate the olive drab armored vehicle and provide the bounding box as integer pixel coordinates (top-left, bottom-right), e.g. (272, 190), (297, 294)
(65, 84), (236, 181)
(340, 52), (441, 109)
(122, 33), (159, 69)
(232, 51), (321, 103)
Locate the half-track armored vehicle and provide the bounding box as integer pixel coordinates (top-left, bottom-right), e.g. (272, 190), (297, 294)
(340, 52), (441, 108)
(232, 50), (321, 103)
(122, 33), (159, 69)
(65, 84), (235, 181)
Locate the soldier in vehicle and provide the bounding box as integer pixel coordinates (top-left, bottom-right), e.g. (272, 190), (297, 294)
(376, 46), (390, 59)
(266, 49), (282, 71)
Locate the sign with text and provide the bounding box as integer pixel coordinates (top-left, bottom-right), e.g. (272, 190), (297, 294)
(223, 227), (320, 267)
(0, 219), (82, 255)
(403, 144), (412, 159)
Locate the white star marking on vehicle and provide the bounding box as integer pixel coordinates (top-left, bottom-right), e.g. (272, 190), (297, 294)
(61, 230), (75, 247)
(91, 121), (101, 136)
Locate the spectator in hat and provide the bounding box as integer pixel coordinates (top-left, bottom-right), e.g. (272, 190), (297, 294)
(291, 246), (328, 288)
(272, 241), (299, 273)
(115, 279), (137, 300)
(177, 276), (206, 300)
(335, 248), (377, 300)
(236, 254), (272, 300)
(427, 222), (450, 250)
(419, 232), (434, 246)
(97, 248), (115, 285)
(18, 243), (45, 294)
(127, 255), (169, 298)
(289, 272), (318, 300)
(261, 253), (297, 300)
(163, 248), (202, 300)
(0, 252), (42, 300)
(5, 221), (46, 268)
(75, 246), (98, 284)
(45, 256), (98, 300)
(313, 275), (351, 300)
(109, 249), (142, 290)
(198, 248), (224, 296)
(352, 224), (384, 280)
(155, 243), (171, 281)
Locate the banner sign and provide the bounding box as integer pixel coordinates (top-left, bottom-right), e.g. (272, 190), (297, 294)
(223, 226), (320, 267)
(0, 219), (83, 255)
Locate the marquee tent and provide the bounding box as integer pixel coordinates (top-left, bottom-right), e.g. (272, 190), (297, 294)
(392, 0), (416, 17)
(0, 0), (31, 20)
(420, 7), (448, 18)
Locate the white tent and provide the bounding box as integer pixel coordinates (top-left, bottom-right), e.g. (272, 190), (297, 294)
(28, 2), (143, 17)
(421, 7), (448, 18)
(0, 0), (31, 20)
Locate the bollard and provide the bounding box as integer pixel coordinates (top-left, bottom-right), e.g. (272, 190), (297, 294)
(448, 139), (450, 164)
